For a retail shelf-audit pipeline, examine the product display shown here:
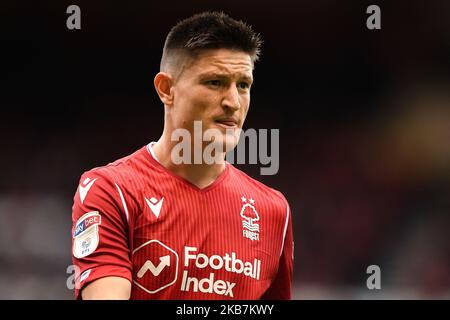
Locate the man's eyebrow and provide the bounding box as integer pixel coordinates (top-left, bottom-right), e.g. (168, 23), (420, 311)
(198, 72), (253, 82)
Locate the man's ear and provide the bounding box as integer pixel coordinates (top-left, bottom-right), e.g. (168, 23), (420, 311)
(154, 72), (174, 106)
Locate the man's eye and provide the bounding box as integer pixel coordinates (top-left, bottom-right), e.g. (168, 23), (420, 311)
(207, 80), (221, 87)
(238, 82), (250, 90)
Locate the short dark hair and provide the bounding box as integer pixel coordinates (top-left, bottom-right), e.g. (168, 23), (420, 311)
(160, 12), (262, 74)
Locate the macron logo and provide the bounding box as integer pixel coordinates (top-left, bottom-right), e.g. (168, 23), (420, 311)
(145, 196), (164, 219)
(79, 178), (98, 204)
(137, 255), (171, 278)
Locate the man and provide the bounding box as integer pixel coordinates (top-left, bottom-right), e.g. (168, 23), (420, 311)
(72, 11), (293, 300)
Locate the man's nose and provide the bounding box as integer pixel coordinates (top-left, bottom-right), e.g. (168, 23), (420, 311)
(221, 85), (241, 111)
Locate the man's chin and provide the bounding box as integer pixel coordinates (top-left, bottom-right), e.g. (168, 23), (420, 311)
(204, 135), (238, 152)
(203, 126), (240, 150)
(223, 136), (239, 153)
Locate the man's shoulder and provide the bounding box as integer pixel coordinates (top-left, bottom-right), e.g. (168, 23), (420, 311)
(80, 145), (151, 185)
(228, 164), (289, 206)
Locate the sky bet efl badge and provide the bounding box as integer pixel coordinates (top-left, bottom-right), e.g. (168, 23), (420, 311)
(73, 211), (101, 258)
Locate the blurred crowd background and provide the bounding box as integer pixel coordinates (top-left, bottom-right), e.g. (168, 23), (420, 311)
(1, 0), (449, 299)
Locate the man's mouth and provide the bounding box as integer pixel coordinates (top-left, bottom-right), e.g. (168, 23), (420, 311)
(215, 118), (239, 128)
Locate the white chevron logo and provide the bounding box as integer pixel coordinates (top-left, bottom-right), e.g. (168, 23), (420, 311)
(79, 178), (98, 204)
(145, 196), (164, 219)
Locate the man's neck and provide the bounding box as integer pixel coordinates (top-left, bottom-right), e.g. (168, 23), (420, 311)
(152, 137), (226, 189)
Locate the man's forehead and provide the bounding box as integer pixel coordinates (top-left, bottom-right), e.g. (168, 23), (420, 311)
(190, 49), (253, 76)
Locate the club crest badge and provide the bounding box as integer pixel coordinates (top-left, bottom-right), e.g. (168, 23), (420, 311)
(240, 196), (260, 241)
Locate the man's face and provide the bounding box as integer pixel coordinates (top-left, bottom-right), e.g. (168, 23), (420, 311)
(169, 49), (254, 151)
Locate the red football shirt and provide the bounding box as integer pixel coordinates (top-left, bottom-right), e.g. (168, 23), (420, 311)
(72, 143), (293, 299)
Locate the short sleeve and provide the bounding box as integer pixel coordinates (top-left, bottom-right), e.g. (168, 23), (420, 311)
(71, 169), (132, 299)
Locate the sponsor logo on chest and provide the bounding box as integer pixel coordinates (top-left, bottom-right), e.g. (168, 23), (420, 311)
(133, 243), (262, 298)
